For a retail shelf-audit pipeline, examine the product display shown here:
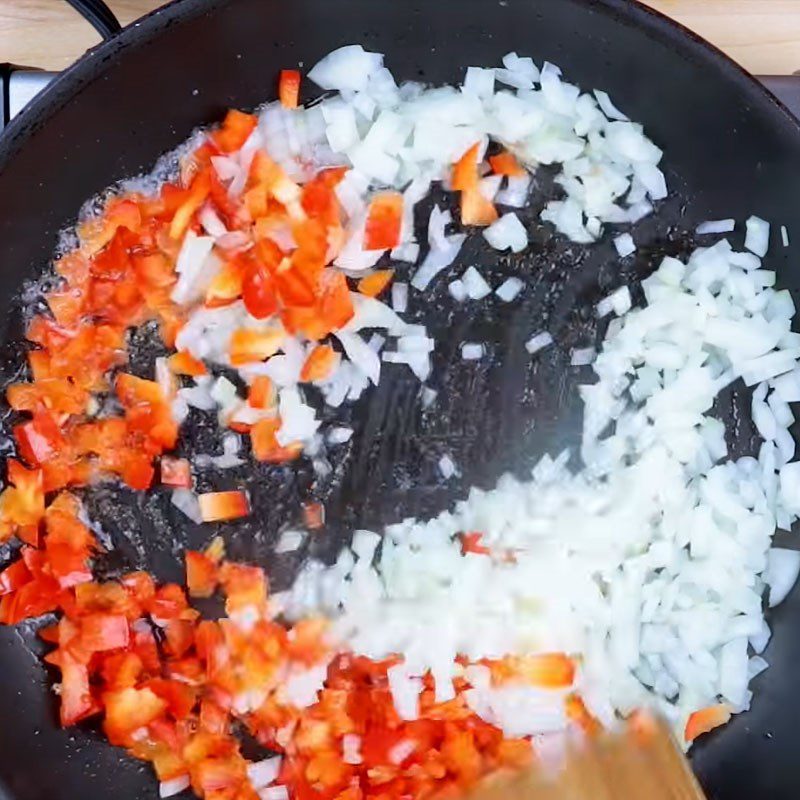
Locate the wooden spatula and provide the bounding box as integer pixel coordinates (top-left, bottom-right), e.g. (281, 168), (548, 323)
(468, 715), (705, 800)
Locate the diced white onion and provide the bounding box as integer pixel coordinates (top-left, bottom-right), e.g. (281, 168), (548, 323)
(745, 215), (770, 257)
(525, 331), (554, 355)
(159, 776), (190, 798)
(614, 233), (635, 258)
(696, 219), (735, 235)
(495, 277), (524, 302)
(461, 343), (484, 361)
(483, 213), (528, 253)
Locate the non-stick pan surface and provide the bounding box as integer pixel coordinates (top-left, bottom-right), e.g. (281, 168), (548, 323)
(1, 1), (800, 798)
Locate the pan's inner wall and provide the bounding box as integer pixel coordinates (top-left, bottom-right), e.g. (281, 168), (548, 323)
(0, 1), (799, 798)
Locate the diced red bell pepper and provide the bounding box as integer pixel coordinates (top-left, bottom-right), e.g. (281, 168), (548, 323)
(186, 550), (219, 599)
(459, 532), (491, 556)
(103, 686), (168, 746)
(205, 261), (245, 308)
(218, 562), (268, 615)
(685, 704), (731, 742)
(169, 170), (212, 241)
(116, 373), (166, 406)
(242, 262), (280, 320)
(168, 351), (207, 377)
(364, 193), (403, 251)
(46, 542), (93, 589)
(250, 419), (302, 463)
(460, 186), (498, 226)
(0, 559), (32, 595)
(59, 652), (102, 727)
(279, 69), (301, 109)
(165, 618), (196, 659)
(0, 576), (62, 624)
(302, 502), (325, 530)
(80, 613), (130, 652)
(198, 491), (250, 523)
(300, 345), (340, 383)
(100, 651), (144, 690)
(14, 410), (65, 465)
(121, 454), (156, 491)
(229, 327), (285, 366)
(145, 678), (197, 720)
(357, 269), (394, 298)
(121, 571), (156, 607)
(247, 376), (275, 410)
(488, 150), (526, 177)
(317, 270), (354, 333)
(212, 110), (258, 154)
(160, 457), (192, 489)
(148, 583), (193, 626)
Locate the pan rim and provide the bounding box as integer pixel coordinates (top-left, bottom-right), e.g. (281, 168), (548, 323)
(1, 0), (799, 177)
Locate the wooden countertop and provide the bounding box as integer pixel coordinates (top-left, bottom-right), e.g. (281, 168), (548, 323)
(2, 0), (800, 75)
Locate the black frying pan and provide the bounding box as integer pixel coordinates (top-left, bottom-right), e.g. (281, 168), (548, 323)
(1, 1), (800, 798)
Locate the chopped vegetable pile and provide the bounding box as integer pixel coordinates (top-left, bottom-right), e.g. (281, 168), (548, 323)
(0, 43), (798, 800)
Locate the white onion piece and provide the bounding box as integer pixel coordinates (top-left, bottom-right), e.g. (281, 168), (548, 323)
(779, 462), (800, 514)
(461, 343), (484, 360)
(391, 243), (420, 263)
(748, 656), (769, 681)
(308, 45), (384, 92)
(495, 277), (524, 302)
(327, 427), (354, 445)
(247, 758), (282, 790)
(593, 89), (629, 121)
(483, 213), (528, 253)
(342, 734), (363, 765)
(171, 490), (202, 524)
(159, 776), (190, 798)
(421, 387), (438, 408)
(495, 175), (531, 209)
(199, 205), (228, 237)
(614, 233), (635, 258)
(336, 331), (381, 384)
(525, 332), (553, 355)
(387, 665), (421, 721)
(171, 232), (217, 305)
(259, 787), (289, 800)
(211, 155), (240, 182)
(411, 234), (467, 291)
(439, 455), (457, 479)
(462, 266), (492, 300)
(462, 66), (495, 98)
(495, 67), (534, 91)
(276, 387), (320, 446)
(342, 294), (407, 335)
(448, 279), (467, 303)
(210, 376), (239, 408)
(479, 175), (503, 202)
(571, 347), (595, 366)
(391, 282), (408, 313)
(745, 215), (770, 257)
(597, 286), (632, 318)
(766, 548), (800, 607)
(696, 219), (735, 235)
(367, 333), (386, 353)
(772, 368), (800, 403)
(627, 200), (653, 223)
(502, 52), (540, 81)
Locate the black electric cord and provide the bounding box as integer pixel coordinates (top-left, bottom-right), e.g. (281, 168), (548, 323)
(64, 0), (122, 41)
